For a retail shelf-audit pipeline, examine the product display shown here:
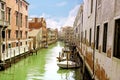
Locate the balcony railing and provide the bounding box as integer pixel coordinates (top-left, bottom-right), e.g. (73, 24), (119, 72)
(0, 20), (9, 27)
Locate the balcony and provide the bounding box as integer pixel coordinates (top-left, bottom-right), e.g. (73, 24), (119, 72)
(0, 20), (9, 28)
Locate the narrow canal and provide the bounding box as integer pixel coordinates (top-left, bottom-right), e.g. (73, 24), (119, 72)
(0, 42), (82, 80)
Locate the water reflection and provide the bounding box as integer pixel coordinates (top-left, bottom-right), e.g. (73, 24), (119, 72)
(57, 69), (75, 80)
(0, 42), (82, 80)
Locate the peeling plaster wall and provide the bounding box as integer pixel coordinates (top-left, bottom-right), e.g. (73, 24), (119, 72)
(76, 0), (120, 80)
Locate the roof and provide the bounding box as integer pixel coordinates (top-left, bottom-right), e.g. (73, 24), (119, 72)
(23, 0), (29, 5)
(29, 29), (40, 37)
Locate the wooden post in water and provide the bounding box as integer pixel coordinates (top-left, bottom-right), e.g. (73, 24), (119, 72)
(67, 52), (68, 69)
(59, 52), (60, 62)
(14, 50), (15, 63)
(36, 50), (37, 55)
(10, 48), (12, 66)
(24, 48), (26, 58)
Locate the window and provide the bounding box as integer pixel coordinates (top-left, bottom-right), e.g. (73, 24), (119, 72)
(76, 28), (78, 33)
(25, 16), (28, 28)
(16, 11), (19, 26)
(8, 30), (11, 39)
(16, 30), (18, 38)
(26, 5), (28, 10)
(1, 3), (4, 10)
(8, 44), (11, 48)
(7, 7), (11, 24)
(102, 23), (108, 53)
(114, 19), (120, 59)
(91, 0), (93, 13)
(2, 30), (5, 39)
(26, 41), (27, 45)
(16, 42), (18, 47)
(89, 28), (92, 46)
(96, 26), (100, 49)
(20, 13), (22, 27)
(20, 31), (22, 38)
(25, 31), (28, 38)
(20, 42), (22, 46)
(2, 44), (5, 53)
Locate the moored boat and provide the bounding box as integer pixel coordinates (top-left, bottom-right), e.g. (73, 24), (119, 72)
(57, 60), (80, 69)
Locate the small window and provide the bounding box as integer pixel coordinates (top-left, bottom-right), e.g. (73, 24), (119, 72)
(16, 11), (19, 26)
(20, 13), (22, 27)
(26, 41), (27, 45)
(89, 28), (92, 46)
(102, 23), (108, 53)
(8, 44), (11, 48)
(91, 0), (93, 13)
(2, 31), (5, 39)
(7, 7), (11, 24)
(2, 44), (5, 53)
(96, 26), (100, 49)
(26, 5), (28, 10)
(20, 42), (22, 46)
(16, 42), (18, 47)
(8, 30), (11, 39)
(25, 16), (28, 28)
(20, 31), (22, 38)
(16, 30), (18, 38)
(1, 3), (4, 10)
(113, 19), (120, 59)
(25, 31), (28, 38)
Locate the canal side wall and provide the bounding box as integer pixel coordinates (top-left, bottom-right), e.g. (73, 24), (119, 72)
(0, 44), (36, 71)
(0, 41), (58, 71)
(73, 0), (120, 80)
(76, 45), (94, 80)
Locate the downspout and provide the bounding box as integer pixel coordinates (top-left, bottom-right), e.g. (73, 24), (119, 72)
(0, 28), (2, 61)
(93, 0), (97, 79)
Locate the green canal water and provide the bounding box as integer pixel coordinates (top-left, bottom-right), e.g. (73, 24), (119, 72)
(0, 42), (82, 80)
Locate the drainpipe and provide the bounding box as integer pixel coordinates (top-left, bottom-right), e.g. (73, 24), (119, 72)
(0, 28), (1, 61)
(93, 0), (97, 79)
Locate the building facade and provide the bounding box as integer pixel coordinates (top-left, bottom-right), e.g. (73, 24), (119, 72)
(29, 29), (42, 50)
(0, 0), (31, 62)
(74, 0), (120, 80)
(73, 5), (83, 47)
(47, 28), (58, 45)
(60, 26), (73, 44)
(0, 0), (9, 61)
(29, 17), (47, 48)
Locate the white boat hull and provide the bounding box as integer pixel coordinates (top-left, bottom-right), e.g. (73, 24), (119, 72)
(57, 61), (80, 69)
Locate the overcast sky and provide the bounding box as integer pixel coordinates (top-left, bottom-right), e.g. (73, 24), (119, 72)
(27, 0), (83, 30)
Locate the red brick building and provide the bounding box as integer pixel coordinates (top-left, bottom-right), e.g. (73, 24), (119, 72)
(29, 17), (47, 48)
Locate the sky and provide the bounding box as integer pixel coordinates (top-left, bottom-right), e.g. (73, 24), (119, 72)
(26, 0), (83, 30)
